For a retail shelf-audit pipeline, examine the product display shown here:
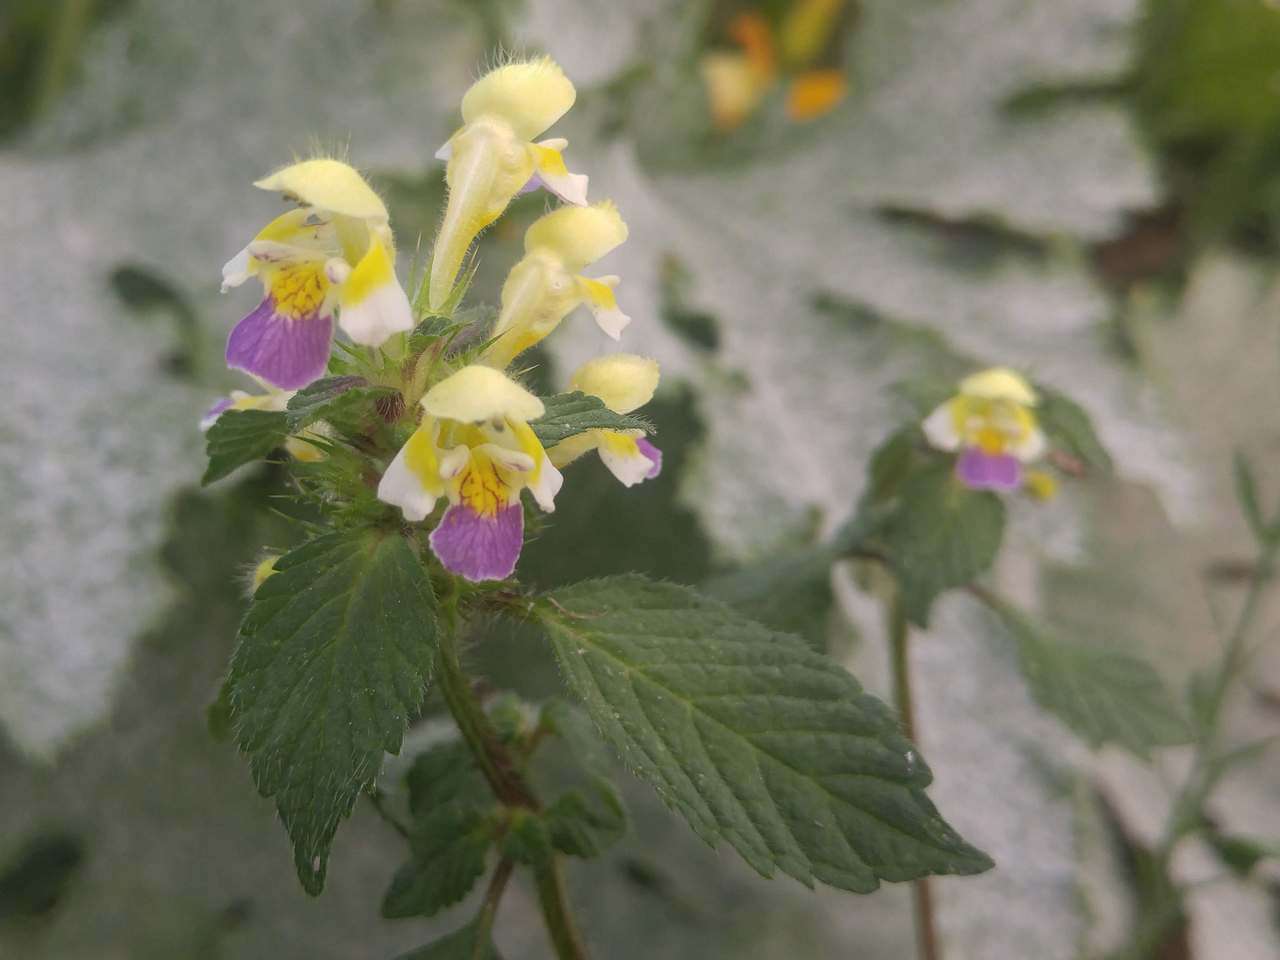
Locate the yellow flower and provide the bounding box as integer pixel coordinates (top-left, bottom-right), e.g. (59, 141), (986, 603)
(221, 159), (414, 389)
(428, 58), (587, 311)
(482, 202), (630, 369)
(922, 367), (1046, 492)
(377, 366), (562, 581)
(549, 355), (662, 487)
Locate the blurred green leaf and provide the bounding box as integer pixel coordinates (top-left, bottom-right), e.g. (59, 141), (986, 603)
(202, 410), (289, 485)
(382, 806), (496, 919)
(0, 832), (85, 920)
(993, 604), (1190, 757)
(1037, 386), (1113, 472)
(391, 921), (504, 960)
(228, 529), (438, 894)
(1233, 450), (1270, 542)
(545, 777), (628, 859)
(704, 545), (837, 651)
(873, 464), (1006, 626)
(538, 575), (993, 892)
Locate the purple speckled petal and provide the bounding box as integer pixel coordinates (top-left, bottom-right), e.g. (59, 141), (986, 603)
(956, 448), (1022, 492)
(636, 438), (663, 480)
(226, 296), (333, 390)
(429, 502), (524, 582)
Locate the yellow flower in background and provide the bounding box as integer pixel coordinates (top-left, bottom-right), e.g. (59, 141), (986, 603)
(701, 0), (849, 132)
(482, 202), (630, 370)
(549, 355), (662, 487)
(428, 57), (587, 312)
(922, 367), (1047, 492)
(221, 159), (414, 388)
(378, 366), (562, 581)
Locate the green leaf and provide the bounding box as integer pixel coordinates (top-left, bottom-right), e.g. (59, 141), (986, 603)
(499, 808), (553, 865)
(382, 806), (496, 918)
(201, 409), (288, 485)
(993, 604), (1190, 757)
(392, 921), (505, 960)
(876, 465), (1006, 626)
(1036, 386), (1113, 472)
(545, 777), (628, 859)
(405, 741), (489, 819)
(529, 392), (652, 447)
(284, 375), (397, 432)
(537, 575), (993, 892)
(705, 545), (837, 651)
(206, 676), (234, 744)
(1207, 832), (1280, 879)
(228, 529), (438, 894)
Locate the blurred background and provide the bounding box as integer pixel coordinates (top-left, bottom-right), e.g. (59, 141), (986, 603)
(2, 0), (1279, 957)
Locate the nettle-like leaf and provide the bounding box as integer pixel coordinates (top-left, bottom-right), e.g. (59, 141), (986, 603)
(228, 529), (438, 894)
(536, 575), (993, 892)
(202, 410), (289, 484)
(992, 604), (1189, 757)
(705, 545), (838, 652)
(873, 464), (1006, 627)
(392, 922), (505, 960)
(530, 392), (652, 447)
(544, 776), (628, 859)
(384, 741), (499, 919)
(1036, 386), (1113, 472)
(284, 375), (398, 433)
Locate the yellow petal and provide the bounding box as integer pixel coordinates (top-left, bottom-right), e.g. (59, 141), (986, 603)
(254, 158), (388, 222)
(547, 430), (601, 469)
(779, 0), (845, 69)
(421, 365), (545, 423)
(959, 367), (1038, 406)
(251, 555), (279, 593)
(523, 201), (628, 272)
(700, 52), (770, 131)
(1024, 469), (1059, 501)
(570, 354), (659, 414)
(461, 57), (576, 142)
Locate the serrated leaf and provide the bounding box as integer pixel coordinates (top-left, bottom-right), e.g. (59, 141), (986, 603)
(530, 392), (652, 447)
(405, 741), (489, 820)
(499, 808), (553, 865)
(201, 409), (289, 485)
(284, 375), (396, 432)
(993, 604), (1190, 757)
(392, 921), (505, 960)
(705, 545), (837, 651)
(382, 805), (496, 919)
(545, 777), (628, 859)
(1036, 386), (1113, 472)
(537, 575), (993, 892)
(876, 464), (1006, 626)
(228, 529), (438, 894)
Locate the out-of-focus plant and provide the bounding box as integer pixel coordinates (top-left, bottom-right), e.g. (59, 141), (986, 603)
(202, 56), (999, 958)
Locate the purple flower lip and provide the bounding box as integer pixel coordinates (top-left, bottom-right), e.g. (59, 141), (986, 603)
(226, 296), (333, 390)
(429, 502), (524, 582)
(636, 438), (662, 480)
(956, 448), (1022, 492)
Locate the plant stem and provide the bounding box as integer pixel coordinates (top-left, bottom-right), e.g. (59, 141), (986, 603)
(533, 856), (590, 960)
(887, 590), (942, 960)
(366, 787), (410, 839)
(434, 608), (589, 959)
(474, 858), (515, 947)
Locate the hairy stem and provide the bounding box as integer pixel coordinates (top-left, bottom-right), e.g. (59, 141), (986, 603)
(887, 590), (942, 960)
(434, 604), (589, 959)
(534, 856), (591, 960)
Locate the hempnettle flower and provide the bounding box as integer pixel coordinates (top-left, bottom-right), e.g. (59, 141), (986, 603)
(481, 202), (631, 370)
(923, 367), (1046, 492)
(221, 159), (413, 389)
(378, 366), (562, 582)
(429, 57), (587, 311)
(549, 355), (662, 486)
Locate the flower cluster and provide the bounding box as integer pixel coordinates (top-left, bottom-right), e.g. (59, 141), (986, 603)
(922, 367), (1050, 495)
(207, 57), (660, 584)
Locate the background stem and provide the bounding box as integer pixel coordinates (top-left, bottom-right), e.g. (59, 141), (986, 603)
(534, 856), (590, 960)
(888, 590), (942, 960)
